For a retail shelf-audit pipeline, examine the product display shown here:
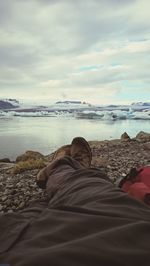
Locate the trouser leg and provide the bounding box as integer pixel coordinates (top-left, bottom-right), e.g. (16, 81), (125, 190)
(20, 156), (84, 218)
(43, 156), (110, 208)
(44, 156), (84, 197)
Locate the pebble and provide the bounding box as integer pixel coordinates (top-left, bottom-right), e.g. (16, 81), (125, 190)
(6, 199), (11, 206)
(7, 210), (14, 213)
(2, 196), (7, 202)
(19, 202), (25, 209)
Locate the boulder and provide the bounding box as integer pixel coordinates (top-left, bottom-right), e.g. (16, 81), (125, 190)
(0, 158), (11, 163)
(121, 132), (131, 141)
(16, 150), (44, 162)
(136, 131), (150, 142)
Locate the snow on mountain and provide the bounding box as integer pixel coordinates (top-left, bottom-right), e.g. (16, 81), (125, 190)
(0, 99), (19, 109)
(131, 102), (150, 106)
(49, 101), (92, 110)
(131, 102), (150, 110)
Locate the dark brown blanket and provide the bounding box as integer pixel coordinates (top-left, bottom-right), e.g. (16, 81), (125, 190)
(0, 156), (150, 266)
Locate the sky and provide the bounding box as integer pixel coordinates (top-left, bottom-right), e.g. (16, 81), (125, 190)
(0, 0), (150, 105)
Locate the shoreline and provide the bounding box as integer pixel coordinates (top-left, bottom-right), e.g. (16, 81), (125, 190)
(0, 117), (150, 162)
(0, 131), (150, 213)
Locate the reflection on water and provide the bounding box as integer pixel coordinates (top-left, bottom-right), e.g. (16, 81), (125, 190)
(0, 116), (149, 160)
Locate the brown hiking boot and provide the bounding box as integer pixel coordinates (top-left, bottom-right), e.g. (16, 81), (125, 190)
(52, 144), (71, 160)
(36, 144), (71, 188)
(71, 137), (92, 167)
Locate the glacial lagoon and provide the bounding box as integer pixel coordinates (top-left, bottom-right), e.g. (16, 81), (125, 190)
(0, 116), (149, 160)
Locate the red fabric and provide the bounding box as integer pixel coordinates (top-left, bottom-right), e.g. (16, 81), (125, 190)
(122, 166), (150, 205)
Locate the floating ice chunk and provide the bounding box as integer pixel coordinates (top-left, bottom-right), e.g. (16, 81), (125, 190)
(132, 111), (150, 120)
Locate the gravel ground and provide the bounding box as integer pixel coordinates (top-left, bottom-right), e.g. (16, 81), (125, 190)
(0, 131), (150, 213)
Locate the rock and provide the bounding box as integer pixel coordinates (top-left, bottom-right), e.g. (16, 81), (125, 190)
(14, 199), (20, 206)
(7, 210), (13, 213)
(122, 173), (126, 177)
(121, 132), (131, 141)
(0, 158), (11, 163)
(92, 156), (108, 167)
(10, 189), (17, 195)
(136, 131), (150, 142)
(19, 202), (25, 209)
(7, 184), (14, 189)
(107, 165), (111, 169)
(143, 142), (150, 150)
(1, 196), (7, 202)
(0, 204), (3, 211)
(16, 182), (22, 188)
(6, 199), (11, 206)
(0, 162), (15, 171)
(16, 150), (44, 162)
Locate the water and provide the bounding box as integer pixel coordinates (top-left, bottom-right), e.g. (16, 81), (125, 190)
(0, 116), (149, 160)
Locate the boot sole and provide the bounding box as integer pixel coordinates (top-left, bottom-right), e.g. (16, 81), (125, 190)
(71, 137), (92, 161)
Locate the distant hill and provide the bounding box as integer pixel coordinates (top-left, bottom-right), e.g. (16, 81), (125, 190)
(107, 105), (119, 108)
(56, 100), (82, 104)
(131, 102), (150, 106)
(0, 99), (19, 109)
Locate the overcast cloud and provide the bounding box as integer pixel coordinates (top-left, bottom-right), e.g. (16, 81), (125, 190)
(0, 0), (150, 104)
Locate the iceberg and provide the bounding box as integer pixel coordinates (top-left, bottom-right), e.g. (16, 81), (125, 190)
(13, 111), (56, 117)
(76, 110), (104, 119)
(0, 99), (149, 120)
(75, 109), (150, 121)
(132, 111), (150, 120)
(76, 110), (127, 120)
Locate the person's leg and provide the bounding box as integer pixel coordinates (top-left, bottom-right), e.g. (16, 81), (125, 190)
(1, 138), (150, 266)
(20, 138), (93, 218)
(44, 155), (85, 198)
(36, 144), (71, 189)
(37, 137), (93, 198)
(36, 137), (109, 207)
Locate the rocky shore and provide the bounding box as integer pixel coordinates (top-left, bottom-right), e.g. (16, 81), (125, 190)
(0, 131), (150, 213)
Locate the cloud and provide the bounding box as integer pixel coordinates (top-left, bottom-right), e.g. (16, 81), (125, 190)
(0, 0), (150, 104)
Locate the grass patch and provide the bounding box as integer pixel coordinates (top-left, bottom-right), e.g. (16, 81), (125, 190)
(12, 159), (46, 174)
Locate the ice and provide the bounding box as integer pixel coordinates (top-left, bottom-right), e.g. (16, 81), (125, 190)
(76, 109), (150, 121)
(132, 111), (150, 120)
(0, 99), (150, 120)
